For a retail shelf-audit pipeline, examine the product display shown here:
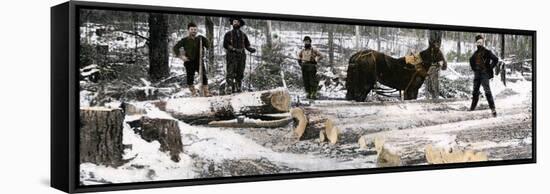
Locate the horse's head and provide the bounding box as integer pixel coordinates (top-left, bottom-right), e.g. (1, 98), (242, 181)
(404, 52), (423, 66)
(404, 52), (428, 77)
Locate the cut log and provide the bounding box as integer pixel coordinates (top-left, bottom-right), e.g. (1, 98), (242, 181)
(290, 107), (339, 143)
(208, 117), (293, 128)
(120, 102), (147, 115)
(80, 107), (126, 167)
(157, 88), (290, 125)
(130, 117), (184, 162)
(319, 130), (326, 142)
(373, 136), (432, 167)
(425, 144), (488, 164)
(324, 119), (339, 144)
(291, 107), (327, 140)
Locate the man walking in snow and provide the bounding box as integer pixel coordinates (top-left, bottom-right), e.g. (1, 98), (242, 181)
(173, 22), (211, 96)
(297, 36), (323, 99)
(420, 30), (447, 100)
(469, 35), (499, 117)
(223, 18), (256, 93)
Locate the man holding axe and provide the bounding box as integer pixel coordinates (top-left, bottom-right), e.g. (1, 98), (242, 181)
(173, 22), (211, 97)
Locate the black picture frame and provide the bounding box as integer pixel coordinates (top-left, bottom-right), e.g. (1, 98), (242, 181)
(51, 1), (536, 193)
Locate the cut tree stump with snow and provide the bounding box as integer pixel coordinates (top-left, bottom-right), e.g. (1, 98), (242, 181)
(80, 107), (126, 167)
(156, 88), (291, 125)
(291, 107), (339, 144)
(129, 117), (184, 162)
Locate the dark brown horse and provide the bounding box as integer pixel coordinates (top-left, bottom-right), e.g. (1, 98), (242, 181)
(345, 49), (429, 101)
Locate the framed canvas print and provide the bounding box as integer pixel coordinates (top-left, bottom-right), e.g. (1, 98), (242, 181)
(51, 1), (536, 193)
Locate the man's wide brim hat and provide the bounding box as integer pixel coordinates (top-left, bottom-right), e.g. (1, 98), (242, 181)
(229, 18), (246, 26)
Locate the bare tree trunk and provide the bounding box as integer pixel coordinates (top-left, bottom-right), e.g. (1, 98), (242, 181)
(148, 13), (169, 82)
(266, 20), (273, 48)
(80, 108), (125, 167)
(457, 32), (462, 62)
(205, 16), (215, 76)
(328, 25), (335, 67)
(377, 27), (381, 51)
(355, 25), (360, 49)
(500, 34), (505, 58)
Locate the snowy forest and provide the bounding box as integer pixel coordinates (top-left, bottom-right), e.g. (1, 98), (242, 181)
(78, 9), (533, 185)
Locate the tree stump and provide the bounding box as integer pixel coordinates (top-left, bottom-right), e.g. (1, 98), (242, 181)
(80, 107), (125, 167)
(132, 117), (183, 162)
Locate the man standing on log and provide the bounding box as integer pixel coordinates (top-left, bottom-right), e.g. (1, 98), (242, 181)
(469, 35), (499, 117)
(173, 22), (211, 97)
(223, 18), (256, 94)
(420, 31), (447, 100)
(297, 36), (323, 99)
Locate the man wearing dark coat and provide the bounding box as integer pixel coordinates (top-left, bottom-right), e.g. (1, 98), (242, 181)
(223, 18), (256, 93)
(469, 35), (499, 117)
(173, 22), (210, 96)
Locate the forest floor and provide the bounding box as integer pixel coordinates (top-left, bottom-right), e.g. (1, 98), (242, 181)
(80, 78), (532, 185)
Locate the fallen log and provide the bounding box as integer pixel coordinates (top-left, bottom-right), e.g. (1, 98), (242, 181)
(80, 107), (126, 167)
(208, 117), (293, 128)
(156, 88), (290, 125)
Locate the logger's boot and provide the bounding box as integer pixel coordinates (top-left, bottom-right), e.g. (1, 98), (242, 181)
(310, 90), (318, 100)
(491, 108), (497, 117)
(236, 81), (243, 93)
(189, 85), (198, 97)
(469, 95), (479, 111)
(201, 85), (211, 97)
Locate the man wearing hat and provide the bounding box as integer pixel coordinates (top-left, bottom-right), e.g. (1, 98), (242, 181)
(469, 35), (499, 117)
(173, 22), (211, 96)
(297, 36), (323, 99)
(223, 17), (256, 93)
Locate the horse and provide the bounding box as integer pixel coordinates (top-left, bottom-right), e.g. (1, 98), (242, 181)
(345, 49), (429, 102)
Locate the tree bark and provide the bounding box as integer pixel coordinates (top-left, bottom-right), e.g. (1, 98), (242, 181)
(156, 88), (291, 125)
(148, 13), (169, 82)
(80, 107), (125, 167)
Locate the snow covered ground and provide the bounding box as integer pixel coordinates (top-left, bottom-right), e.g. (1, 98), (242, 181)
(80, 74), (532, 185)
(78, 21), (533, 185)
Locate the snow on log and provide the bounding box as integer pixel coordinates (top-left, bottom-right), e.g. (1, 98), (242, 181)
(80, 107), (126, 167)
(156, 88), (290, 125)
(128, 117), (183, 162)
